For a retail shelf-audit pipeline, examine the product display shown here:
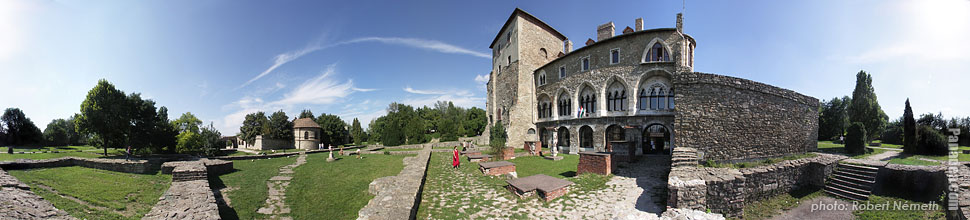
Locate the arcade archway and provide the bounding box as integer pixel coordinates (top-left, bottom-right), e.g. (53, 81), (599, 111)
(642, 124), (670, 154)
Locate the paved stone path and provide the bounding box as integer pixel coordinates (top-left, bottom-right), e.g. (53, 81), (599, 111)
(0, 168), (75, 220)
(419, 154), (674, 220)
(357, 144), (432, 220)
(865, 150), (901, 161)
(257, 153), (308, 219)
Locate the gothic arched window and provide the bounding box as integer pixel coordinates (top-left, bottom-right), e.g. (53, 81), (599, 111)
(647, 43), (670, 62)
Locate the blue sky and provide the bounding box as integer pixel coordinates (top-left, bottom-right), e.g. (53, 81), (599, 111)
(1, 0), (967, 135)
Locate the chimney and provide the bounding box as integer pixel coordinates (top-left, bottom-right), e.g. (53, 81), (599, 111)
(676, 13), (683, 33)
(622, 26), (634, 34)
(564, 40), (573, 53)
(635, 18), (643, 31)
(596, 22), (614, 41)
(585, 38), (595, 46)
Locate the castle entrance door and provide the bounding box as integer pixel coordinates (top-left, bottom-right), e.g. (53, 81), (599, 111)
(642, 124), (670, 154)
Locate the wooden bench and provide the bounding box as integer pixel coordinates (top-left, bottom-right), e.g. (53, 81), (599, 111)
(479, 161), (515, 176)
(506, 174), (574, 201)
(467, 154), (491, 162)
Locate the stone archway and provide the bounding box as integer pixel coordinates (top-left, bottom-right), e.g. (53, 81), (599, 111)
(642, 124), (670, 154)
(605, 124), (625, 152)
(580, 125), (594, 150)
(557, 127), (570, 153)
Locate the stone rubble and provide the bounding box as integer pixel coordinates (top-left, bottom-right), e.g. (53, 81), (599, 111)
(256, 152), (308, 219)
(357, 145), (432, 220)
(0, 168), (76, 220)
(142, 179), (220, 220)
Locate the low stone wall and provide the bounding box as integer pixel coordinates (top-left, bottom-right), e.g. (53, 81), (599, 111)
(873, 163), (947, 202)
(212, 145), (364, 160)
(667, 152), (843, 218)
(947, 163), (970, 220)
(0, 168), (75, 219)
(357, 149), (432, 219)
(0, 157), (155, 174)
(577, 152), (615, 175)
(143, 179), (220, 220)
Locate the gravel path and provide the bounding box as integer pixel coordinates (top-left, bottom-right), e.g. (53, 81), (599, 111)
(257, 153), (307, 219)
(768, 197), (855, 220)
(865, 150), (901, 161)
(419, 154), (671, 219)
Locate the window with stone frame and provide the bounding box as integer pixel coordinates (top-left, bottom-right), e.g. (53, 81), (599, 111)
(646, 42), (670, 62)
(607, 81), (626, 111)
(538, 72), (546, 86)
(645, 85), (669, 110)
(668, 88), (675, 109)
(688, 43), (693, 67)
(304, 131), (308, 139)
(580, 87), (596, 115)
(581, 57), (590, 71)
(610, 48), (620, 64)
(558, 92), (571, 116)
(638, 88), (648, 110)
(580, 126), (593, 148)
(559, 66), (566, 78)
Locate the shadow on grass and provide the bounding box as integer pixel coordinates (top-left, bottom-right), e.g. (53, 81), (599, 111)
(208, 174), (239, 220)
(558, 171), (576, 178)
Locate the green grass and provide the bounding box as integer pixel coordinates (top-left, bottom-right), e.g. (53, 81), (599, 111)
(381, 147), (421, 152)
(0, 151), (114, 161)
(416, 153), (610, 219)
(507, 154), (580, 178)
(216, 156), (296, 220)
(851, 148), (887, 159)
(742, 188), (824, 220)
(287, 154), (407, 220)
(853, 195), (945, 220)
(7, 166), (171, 220)
(888, 157), (941, 166)
(703, 153), (817, 169)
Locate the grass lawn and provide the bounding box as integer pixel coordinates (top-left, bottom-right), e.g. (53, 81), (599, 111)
(817, 141), (888, 159)
(0, 151), (114, 161)
(507, 154), (580, 178)
(287, 154), (407, 220)
(888, 157), (941, 166)
(7, 166), (171, 220)
(703, 153), (817, 169)
(416, 153), (610, 219)
(742, 188), (824, 220)
(853, 195), (945, 220)
(382, 147), (422, 152)
(216, 156), (296, 220)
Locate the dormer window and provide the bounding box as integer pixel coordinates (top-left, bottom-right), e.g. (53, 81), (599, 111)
(646, 43), (670, 62)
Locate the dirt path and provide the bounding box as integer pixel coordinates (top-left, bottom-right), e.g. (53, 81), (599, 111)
(769, 197), (855, 220)
(865, 150), (901, 161)
(256, 153), (308, 219)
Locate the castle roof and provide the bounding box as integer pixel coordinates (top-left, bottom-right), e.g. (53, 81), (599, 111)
(293, 118), (321, 128)
(489, 8), (567, 49)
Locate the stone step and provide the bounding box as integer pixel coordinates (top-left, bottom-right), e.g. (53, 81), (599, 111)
(834, 170), (875, 182)
(828, 177), (873, 191)
(825, 185), (869, 201)
(826, 180), (870, 196)
(831, 173), (875, 186)
(838, 163), (880, 172)
(837, 163), (879, 175)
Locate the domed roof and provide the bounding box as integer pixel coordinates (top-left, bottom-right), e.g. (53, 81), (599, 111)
(293, 118), (321, 128)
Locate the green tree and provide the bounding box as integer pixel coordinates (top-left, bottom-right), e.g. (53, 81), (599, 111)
(845, 122), (867, 155)
(1, 108), (43, 146)
(263, 110), (294, 140)
(298, 109), (315, 119)
(175, 131), (203, 154)
(128, 93), (161, 152)
(76, 80), (130, 155)
(368, 117), (385, 145)
(351, 118), (364, 146)
(489, 121), (508, 154)
(316, 113), (349, 146)
(43, 119), (70, 146)
(199, 123), (223, 156)
(880, 118), (903, 145)
(818, 96), (850, 140)
(152, 107), (178, 153)
(239, 112), (268, 144)
(847, 71), (887, 142)
(382, 117), (404, 146)
(464, 107), (487, 136)
(903, 99), (917, 154)
(405, 116), (426, 144)
(917, 125), (947, 156)
(172, 112), (202, 134)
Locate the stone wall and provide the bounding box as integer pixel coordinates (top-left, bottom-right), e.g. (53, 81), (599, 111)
(0, 168), (75, 219)
(873, 164), (947, 202)
(674, 72), (819, 162)
(143, 179), (220, 220)
(667, 150), (843, 218)
(577, 152), (615, 175)
(0, 157), (155, 174)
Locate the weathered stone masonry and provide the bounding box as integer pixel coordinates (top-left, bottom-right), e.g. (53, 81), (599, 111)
(674, 72), (819, 162)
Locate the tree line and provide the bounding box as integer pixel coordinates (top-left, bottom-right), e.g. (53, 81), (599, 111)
(367, 101), (487, 146)
(237, 109), (353, 147)
(0, 80), (222, 156)
(818, 71), (968, 155)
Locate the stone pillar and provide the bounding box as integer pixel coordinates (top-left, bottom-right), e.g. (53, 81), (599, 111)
(676, 13), (683, 33)
(564, 40), (573, 53)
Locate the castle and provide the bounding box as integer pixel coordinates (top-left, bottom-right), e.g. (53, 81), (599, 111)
(486, 9), (819, 162)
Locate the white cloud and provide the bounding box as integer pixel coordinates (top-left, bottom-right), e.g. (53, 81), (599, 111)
(271, 64), (357, 106)
(344, 37), (490, 59)
(474, 74), (489, 84)
(239, 42), (323, 89)
(352, 87), (377, 92)
(404, 86), (447, 95)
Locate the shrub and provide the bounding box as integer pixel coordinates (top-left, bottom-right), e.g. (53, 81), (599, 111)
(917, 126), (948, 156)
(845, 122), (867, 155)
(488, 121), (507, 155)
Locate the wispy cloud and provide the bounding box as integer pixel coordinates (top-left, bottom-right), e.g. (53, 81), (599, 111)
(403, 86), (447, 95)
(473, 74), (489, 90)
(271, 64), (363, 106)
(240, 37), (488, 89)
(344, 37), (490, 59)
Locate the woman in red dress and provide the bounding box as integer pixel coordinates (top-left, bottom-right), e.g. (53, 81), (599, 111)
(452, 146), (461, 169)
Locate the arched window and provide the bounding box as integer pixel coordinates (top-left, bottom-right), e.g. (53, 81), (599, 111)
(580, 126), (593, 148)
(647, 43), (670, 62)
(649, 88), (658, 110)
(304, 131), (309, 140)
(610, 49), (620, 64)
(558, 93), (571, 116)
(658, 89), (666, 110)
(540, 48), (548, 59)
(668, 88), (675, 109)
(607, 81), (626, 112)
(639, 88), (648, 110)
(580, 87), (596, 116)
(538, 72), (546, 86)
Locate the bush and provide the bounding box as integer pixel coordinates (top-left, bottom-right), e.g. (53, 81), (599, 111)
(880, 122), (903, 145)
(845, 122), (867, 155)
(488, 121), (507, 155)
(917, 126), (948, 156)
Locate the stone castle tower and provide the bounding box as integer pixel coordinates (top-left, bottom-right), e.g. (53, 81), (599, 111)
(486, 8), (567, 147)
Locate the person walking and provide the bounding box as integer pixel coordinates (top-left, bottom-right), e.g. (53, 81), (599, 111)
(452, 146), (461, 169)
(125, 146), (132, 161)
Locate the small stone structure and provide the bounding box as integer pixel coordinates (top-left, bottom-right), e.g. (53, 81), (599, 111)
(467, 154), (492, 162)
(479, 161), (516, 176)
(143, 179), (220, 220)
(506, 174), (574, 202)
(460, 150), (481, 156)
(293, 118), (322, 150)
(577, 152), (615, 175)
